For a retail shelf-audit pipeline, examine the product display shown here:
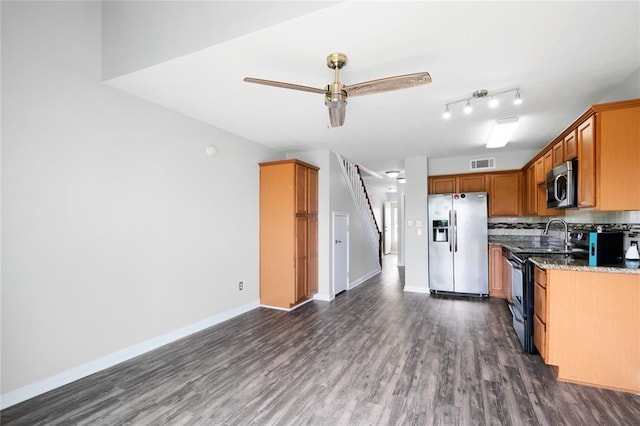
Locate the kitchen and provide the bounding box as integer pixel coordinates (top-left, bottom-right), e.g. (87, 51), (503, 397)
(2, 0), (639, 421)
(425, 98), (639, 393)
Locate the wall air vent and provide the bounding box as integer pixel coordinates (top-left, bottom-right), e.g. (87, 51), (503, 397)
(470, 158), (495, 170)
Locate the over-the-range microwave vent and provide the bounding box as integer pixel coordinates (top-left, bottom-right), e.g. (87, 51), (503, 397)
(470, 158), (495, 171)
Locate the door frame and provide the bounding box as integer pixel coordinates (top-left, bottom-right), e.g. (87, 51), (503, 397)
(332, 211), (349, 297)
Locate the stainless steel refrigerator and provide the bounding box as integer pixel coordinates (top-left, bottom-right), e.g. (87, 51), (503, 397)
(428, 192), (488, 296)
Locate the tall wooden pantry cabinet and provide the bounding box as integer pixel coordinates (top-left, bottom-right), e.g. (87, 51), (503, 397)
(259, 159), (319, 309)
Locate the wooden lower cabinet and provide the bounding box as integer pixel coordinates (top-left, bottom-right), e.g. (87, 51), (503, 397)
(535, 267), (640, 393)
(260, 159), (319, 309)
(533, 267), (548, 360)
(488, 245), (509, 299)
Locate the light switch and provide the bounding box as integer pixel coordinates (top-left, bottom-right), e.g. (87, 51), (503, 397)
(417, 229), (422, 236)
(415, 220), (422, 227)
(407, 220), (414, 227)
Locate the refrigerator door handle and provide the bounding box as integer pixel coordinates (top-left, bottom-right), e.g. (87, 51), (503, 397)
(448, 210), (453, 252)
(453, 209), (458, 252)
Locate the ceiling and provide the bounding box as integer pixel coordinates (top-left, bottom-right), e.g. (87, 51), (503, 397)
(106, 1), (640, 189)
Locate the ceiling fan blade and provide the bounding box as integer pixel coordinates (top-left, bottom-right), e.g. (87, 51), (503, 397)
(243, 77), (327, 95)
(344, 72), (432, 97)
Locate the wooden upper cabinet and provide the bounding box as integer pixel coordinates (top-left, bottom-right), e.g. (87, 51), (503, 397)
(489, 172), (521, 216)
(543, 150), (553, 177)
(295, 164), (309, 214)
(430, 176), (456, 194)
(458, 174), (486, 192)
(577, 115), (596, 208)
(596, 104), (640, 210)
(552, 140), (564, 167)
(535, 157), (545, 184)
(524, 165), (537, 215)
(308, 168), (318, 214)
(429, 173), (486, 194)
(564, 130), (578, 160)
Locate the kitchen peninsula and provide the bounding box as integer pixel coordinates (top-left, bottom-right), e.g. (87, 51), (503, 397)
(531, 263), (639, 394)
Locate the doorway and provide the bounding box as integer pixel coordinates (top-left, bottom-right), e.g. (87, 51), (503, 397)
(332, 212), (349, 296)
(384, 201), (398, 254)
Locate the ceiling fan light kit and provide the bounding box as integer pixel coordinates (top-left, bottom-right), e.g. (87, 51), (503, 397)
(244, 52), (431, 127)
(443, 87), (522, 119)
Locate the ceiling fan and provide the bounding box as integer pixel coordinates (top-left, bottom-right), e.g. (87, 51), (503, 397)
(244, 53), (432, 127)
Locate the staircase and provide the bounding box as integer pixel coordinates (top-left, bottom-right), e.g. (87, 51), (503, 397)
(337, 154), (382, 266)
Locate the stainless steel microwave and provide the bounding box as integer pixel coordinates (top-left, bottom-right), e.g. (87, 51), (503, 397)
(546, 160), (577, 209)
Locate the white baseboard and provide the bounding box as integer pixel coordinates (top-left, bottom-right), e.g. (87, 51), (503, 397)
(313, 293), (332, 302)
(0, 300), (260, 410)
(348, 267), (381, 290)
(404, 286), (430, 294)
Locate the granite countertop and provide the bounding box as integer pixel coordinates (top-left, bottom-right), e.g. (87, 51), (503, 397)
(529, 256), (640, 275)
(490, 236), (640, 275)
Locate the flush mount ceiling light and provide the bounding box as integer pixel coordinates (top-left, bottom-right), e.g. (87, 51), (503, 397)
(443, 88), (522, 119)
(397, 177), (406, 184)
(386, 170), (400, 178)
(486, 117), (520, 148)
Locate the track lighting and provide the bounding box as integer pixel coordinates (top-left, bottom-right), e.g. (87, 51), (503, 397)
(442, 88), (521, 119)
(514, 89), (523, 105)
(442, 105), (451, 119)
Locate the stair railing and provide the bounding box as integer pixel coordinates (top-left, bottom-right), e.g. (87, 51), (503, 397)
(337, 153), (382, 266)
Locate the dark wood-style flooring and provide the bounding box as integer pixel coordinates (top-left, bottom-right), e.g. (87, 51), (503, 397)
(2, 255), (639, 425)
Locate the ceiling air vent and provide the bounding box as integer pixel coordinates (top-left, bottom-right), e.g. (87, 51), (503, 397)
(470, 158), (495, 171)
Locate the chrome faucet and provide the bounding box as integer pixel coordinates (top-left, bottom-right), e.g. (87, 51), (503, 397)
(543, 218), (571, 251)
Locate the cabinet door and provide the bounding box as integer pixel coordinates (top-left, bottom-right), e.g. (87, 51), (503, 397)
(488, 245), (507, 298)
(544, 150), (553, 176)
(564, 130), (577, 160)
(430, 177), (456, 194)
(535, 157), (545, 184)
(577, 115), (596, 208)
(552, 140), (564, 167)
(308, 168), (318, 215)
(307, 216), (318, 295)
(533, 314), (547, 361)
(295, 165), (308, 214)
(489, 173), (521, 216)
(458, 175), (485, 193)
(524, 165), (537, 215)
(295, 216), (308, 303)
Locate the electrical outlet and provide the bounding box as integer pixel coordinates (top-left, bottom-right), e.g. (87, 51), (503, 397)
(238, 281), (243, 291)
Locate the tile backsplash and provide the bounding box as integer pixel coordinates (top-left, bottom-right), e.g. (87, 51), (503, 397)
(488, 210), (640, 237)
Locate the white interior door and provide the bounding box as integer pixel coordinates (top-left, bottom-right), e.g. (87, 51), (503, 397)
(384, 201), (398, 254)
(333, 212), (349, 295)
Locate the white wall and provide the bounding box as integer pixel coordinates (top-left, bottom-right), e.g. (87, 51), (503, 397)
(1, 1), (280, 402)
(599, 67), (640, 102)
(403, 157), (429, 292)
(329, 154), (380, 290)
(101, 1), (335, 79)
(428, 149), (538, 176)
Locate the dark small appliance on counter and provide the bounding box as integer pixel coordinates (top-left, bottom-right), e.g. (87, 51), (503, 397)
(569, 231), (624, 266)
